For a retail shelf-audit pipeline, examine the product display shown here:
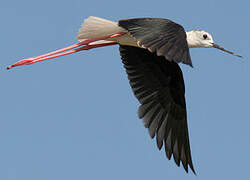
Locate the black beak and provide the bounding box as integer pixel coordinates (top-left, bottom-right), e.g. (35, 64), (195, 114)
(212, 43), (242, 58)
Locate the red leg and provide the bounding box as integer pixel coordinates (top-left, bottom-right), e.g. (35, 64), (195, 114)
(26, 42), (118, 65)
(7, 33), (124, 69)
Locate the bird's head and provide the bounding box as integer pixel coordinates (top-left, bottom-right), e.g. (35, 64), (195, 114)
(186, 30), (241, 57)
(187, 30), (214, 48)
(186, 30), (242, 57)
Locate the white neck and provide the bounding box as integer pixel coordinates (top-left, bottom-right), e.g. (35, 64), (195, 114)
(186, 31), (199, 48)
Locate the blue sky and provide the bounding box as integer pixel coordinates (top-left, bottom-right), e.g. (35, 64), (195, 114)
(1, 0), (249, 179)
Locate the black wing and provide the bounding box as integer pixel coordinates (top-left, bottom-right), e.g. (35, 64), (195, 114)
(119, 18), (192, 67)
(119, 45), (195, 174)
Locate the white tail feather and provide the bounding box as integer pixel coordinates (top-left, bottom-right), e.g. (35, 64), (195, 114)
(77, 16), (126, 42)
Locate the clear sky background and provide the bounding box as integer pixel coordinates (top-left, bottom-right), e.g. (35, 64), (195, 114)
(1, 0), (249, 179)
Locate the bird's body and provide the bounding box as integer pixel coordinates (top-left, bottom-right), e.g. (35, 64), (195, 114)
(77, 17), (210, 49)
(7, 16), (241, 174)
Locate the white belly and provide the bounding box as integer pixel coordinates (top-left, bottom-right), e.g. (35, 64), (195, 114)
(77, 16), (141, 48)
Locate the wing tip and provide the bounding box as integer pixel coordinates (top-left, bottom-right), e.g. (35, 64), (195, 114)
(120, 44), (196, 174)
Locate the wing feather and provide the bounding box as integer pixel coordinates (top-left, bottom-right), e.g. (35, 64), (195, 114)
(119, 18), (193, 66)
(119, 45), (195, 174)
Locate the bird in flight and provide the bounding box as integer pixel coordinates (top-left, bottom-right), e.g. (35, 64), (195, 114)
(7, 16), (241, 174)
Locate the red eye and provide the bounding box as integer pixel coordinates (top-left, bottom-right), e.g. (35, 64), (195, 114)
(203, 34), (208, 39)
